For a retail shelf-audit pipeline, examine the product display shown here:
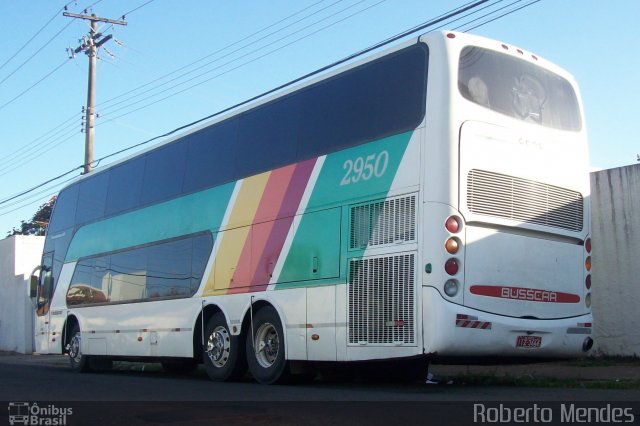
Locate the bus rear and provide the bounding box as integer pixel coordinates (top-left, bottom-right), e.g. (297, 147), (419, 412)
(422, 32), (592, 358)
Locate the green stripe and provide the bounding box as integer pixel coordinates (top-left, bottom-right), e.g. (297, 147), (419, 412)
(66, 183), (235, 262)
(276, 131), (414, 288)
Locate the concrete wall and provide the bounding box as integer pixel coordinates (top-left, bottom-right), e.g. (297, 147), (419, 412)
(0, 235), (44, 354)
(590, 164), (640, 356)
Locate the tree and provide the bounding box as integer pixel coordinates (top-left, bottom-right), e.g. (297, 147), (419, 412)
(7, 196), (56, 237)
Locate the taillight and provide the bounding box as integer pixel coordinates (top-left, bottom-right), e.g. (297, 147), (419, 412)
(445, 237), (460, 254)
(585, 274), (591, 290)
(445, 216), (461, 233)
(585, 238), (591, 254)
(445, 259), (459, 276)
(585, 256), (592, 271)
(443, 214), (463, 297)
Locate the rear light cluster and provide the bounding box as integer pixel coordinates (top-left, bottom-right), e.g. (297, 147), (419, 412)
(584, 237), (592, 308)
(444, 215), (463, 297)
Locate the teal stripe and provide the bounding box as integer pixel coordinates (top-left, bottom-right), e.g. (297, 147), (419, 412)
(276, 131), (414, 289)
(66, 182), (235, 262)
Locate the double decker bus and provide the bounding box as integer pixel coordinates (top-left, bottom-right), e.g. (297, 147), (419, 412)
(30, 30), (592, 384)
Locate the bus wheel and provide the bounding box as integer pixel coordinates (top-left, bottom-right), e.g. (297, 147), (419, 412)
(246, 306), (289, 384)
(68, 324), (90, 373)
(202, 312), (246, 381)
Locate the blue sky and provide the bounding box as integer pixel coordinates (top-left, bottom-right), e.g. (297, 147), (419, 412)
(0, 0), (638, 235)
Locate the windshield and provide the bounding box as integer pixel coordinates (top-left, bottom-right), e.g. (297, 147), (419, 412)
(458, 46), (581, 131)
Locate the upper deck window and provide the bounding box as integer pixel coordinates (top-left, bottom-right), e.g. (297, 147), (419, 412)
(458, 46), (581, 131)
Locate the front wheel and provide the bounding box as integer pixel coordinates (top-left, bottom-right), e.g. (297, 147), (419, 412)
(67, 324), (90, 373)
(246, 306), (289, 384)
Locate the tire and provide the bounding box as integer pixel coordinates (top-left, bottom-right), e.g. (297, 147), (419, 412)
(202, 312), (247, 381)
(68, 324), (91, 373)
(246, 306), (289, 384)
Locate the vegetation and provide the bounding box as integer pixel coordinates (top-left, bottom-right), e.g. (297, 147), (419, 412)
(6, 196), (55, 237)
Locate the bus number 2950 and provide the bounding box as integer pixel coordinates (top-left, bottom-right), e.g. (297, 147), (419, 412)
(340, 150), (389, 186)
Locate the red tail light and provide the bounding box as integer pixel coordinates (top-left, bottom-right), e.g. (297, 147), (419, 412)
(445, 259), (459, 275)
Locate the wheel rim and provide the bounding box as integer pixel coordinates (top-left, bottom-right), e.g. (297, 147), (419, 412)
(254, 322), (279, 368)
(69, 332), (81, 364)
(206, 326), (230, 368)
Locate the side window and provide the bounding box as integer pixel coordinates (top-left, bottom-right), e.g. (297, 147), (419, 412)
(184, 120), (239, 193)
(106, 158), (145, 216)
(237, 96), (299, 177)
(297, 45), (427, 160)
(66, 233), (213, 306)
(48, 185), (79, 234)
(75, 171), (109, 225)
(36, 252), (54, 316)
(140, 141), (187, 206)
(109, 246), (147, 303)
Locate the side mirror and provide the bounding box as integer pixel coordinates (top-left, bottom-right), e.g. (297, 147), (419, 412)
(29, 275), (39, 299)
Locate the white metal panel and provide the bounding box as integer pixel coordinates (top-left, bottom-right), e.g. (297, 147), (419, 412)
(306, 286), (337, 361)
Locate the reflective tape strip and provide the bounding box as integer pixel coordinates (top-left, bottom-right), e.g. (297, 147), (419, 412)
(456, 319), (492, 330)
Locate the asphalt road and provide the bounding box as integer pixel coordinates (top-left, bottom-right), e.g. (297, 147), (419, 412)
(2, 354), (639, 425)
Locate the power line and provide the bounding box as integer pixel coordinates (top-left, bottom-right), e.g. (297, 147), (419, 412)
(0, 1), (331, 176)
(97, 0), (371, 118)
(96, 0), (334, 110)
(459, 0), (542, 32)
(100, 0), (386, 124)
(0, 20), (74, 88)
(0, 113), (78, 169)
(1, 0), (541, 213)
(0, 1), (75, 74)
(119, 0), (156, 20)
(0, 59), (70, 113)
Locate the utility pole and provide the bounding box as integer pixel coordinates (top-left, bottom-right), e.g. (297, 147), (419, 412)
(64, 12), (127, 174)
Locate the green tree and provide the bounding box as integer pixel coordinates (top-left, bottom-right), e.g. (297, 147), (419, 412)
(7, 196), (56, 237)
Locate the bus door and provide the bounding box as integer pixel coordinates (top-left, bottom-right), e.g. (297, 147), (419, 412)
(34, 252), (54, 353)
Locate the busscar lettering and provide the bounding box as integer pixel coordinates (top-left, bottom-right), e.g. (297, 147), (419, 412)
(501, 287), (557, 302)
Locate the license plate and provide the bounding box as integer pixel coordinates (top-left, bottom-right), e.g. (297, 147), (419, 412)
(516, 335), (541, 348)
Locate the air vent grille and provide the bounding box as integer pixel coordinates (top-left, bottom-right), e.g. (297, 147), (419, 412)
(350, 195), (416, 249)
(467, 169), (583, 232)
(348, 253), (415, 345)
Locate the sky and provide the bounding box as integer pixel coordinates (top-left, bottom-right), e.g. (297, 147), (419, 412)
(0, 0), (638, 236)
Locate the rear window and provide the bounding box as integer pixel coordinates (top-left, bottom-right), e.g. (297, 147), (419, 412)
(459, 46), (581, 131)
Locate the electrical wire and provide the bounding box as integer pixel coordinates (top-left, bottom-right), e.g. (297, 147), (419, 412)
(459, 0), (542, 32)
(0, 20), (74, 88)
(0, 113), (78, 169)
(119, 0), (156, 20)
(0, 1), (75, 74)
(0, 59), (71, 113)
(97, 0), (371, 118)
(0, 0), (541, 214)
(96, 0), (333, 110)
(0, 0), (333, 177)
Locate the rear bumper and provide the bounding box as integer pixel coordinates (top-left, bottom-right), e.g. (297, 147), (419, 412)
(422, 287), (593, 358)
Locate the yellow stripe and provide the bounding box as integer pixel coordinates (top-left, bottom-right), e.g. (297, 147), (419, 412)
(202, 172), (270, 295)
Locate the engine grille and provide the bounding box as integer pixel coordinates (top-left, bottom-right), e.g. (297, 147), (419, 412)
(349, 195), (416, 249)
(348, 253), (415, 345)
(466, 169), (583, 232)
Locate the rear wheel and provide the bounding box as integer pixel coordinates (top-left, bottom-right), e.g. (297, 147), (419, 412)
(202, 312), (246, 381)
(246, 306), (289, 384)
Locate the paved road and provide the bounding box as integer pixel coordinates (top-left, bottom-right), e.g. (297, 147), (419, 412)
(1, 354), (639, 425)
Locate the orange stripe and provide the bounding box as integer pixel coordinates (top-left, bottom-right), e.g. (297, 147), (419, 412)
(202, 172), (270, 295)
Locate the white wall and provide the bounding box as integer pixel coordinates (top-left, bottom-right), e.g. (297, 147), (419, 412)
(590, 164), (640, 356)
(0, 235), (44, 354)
